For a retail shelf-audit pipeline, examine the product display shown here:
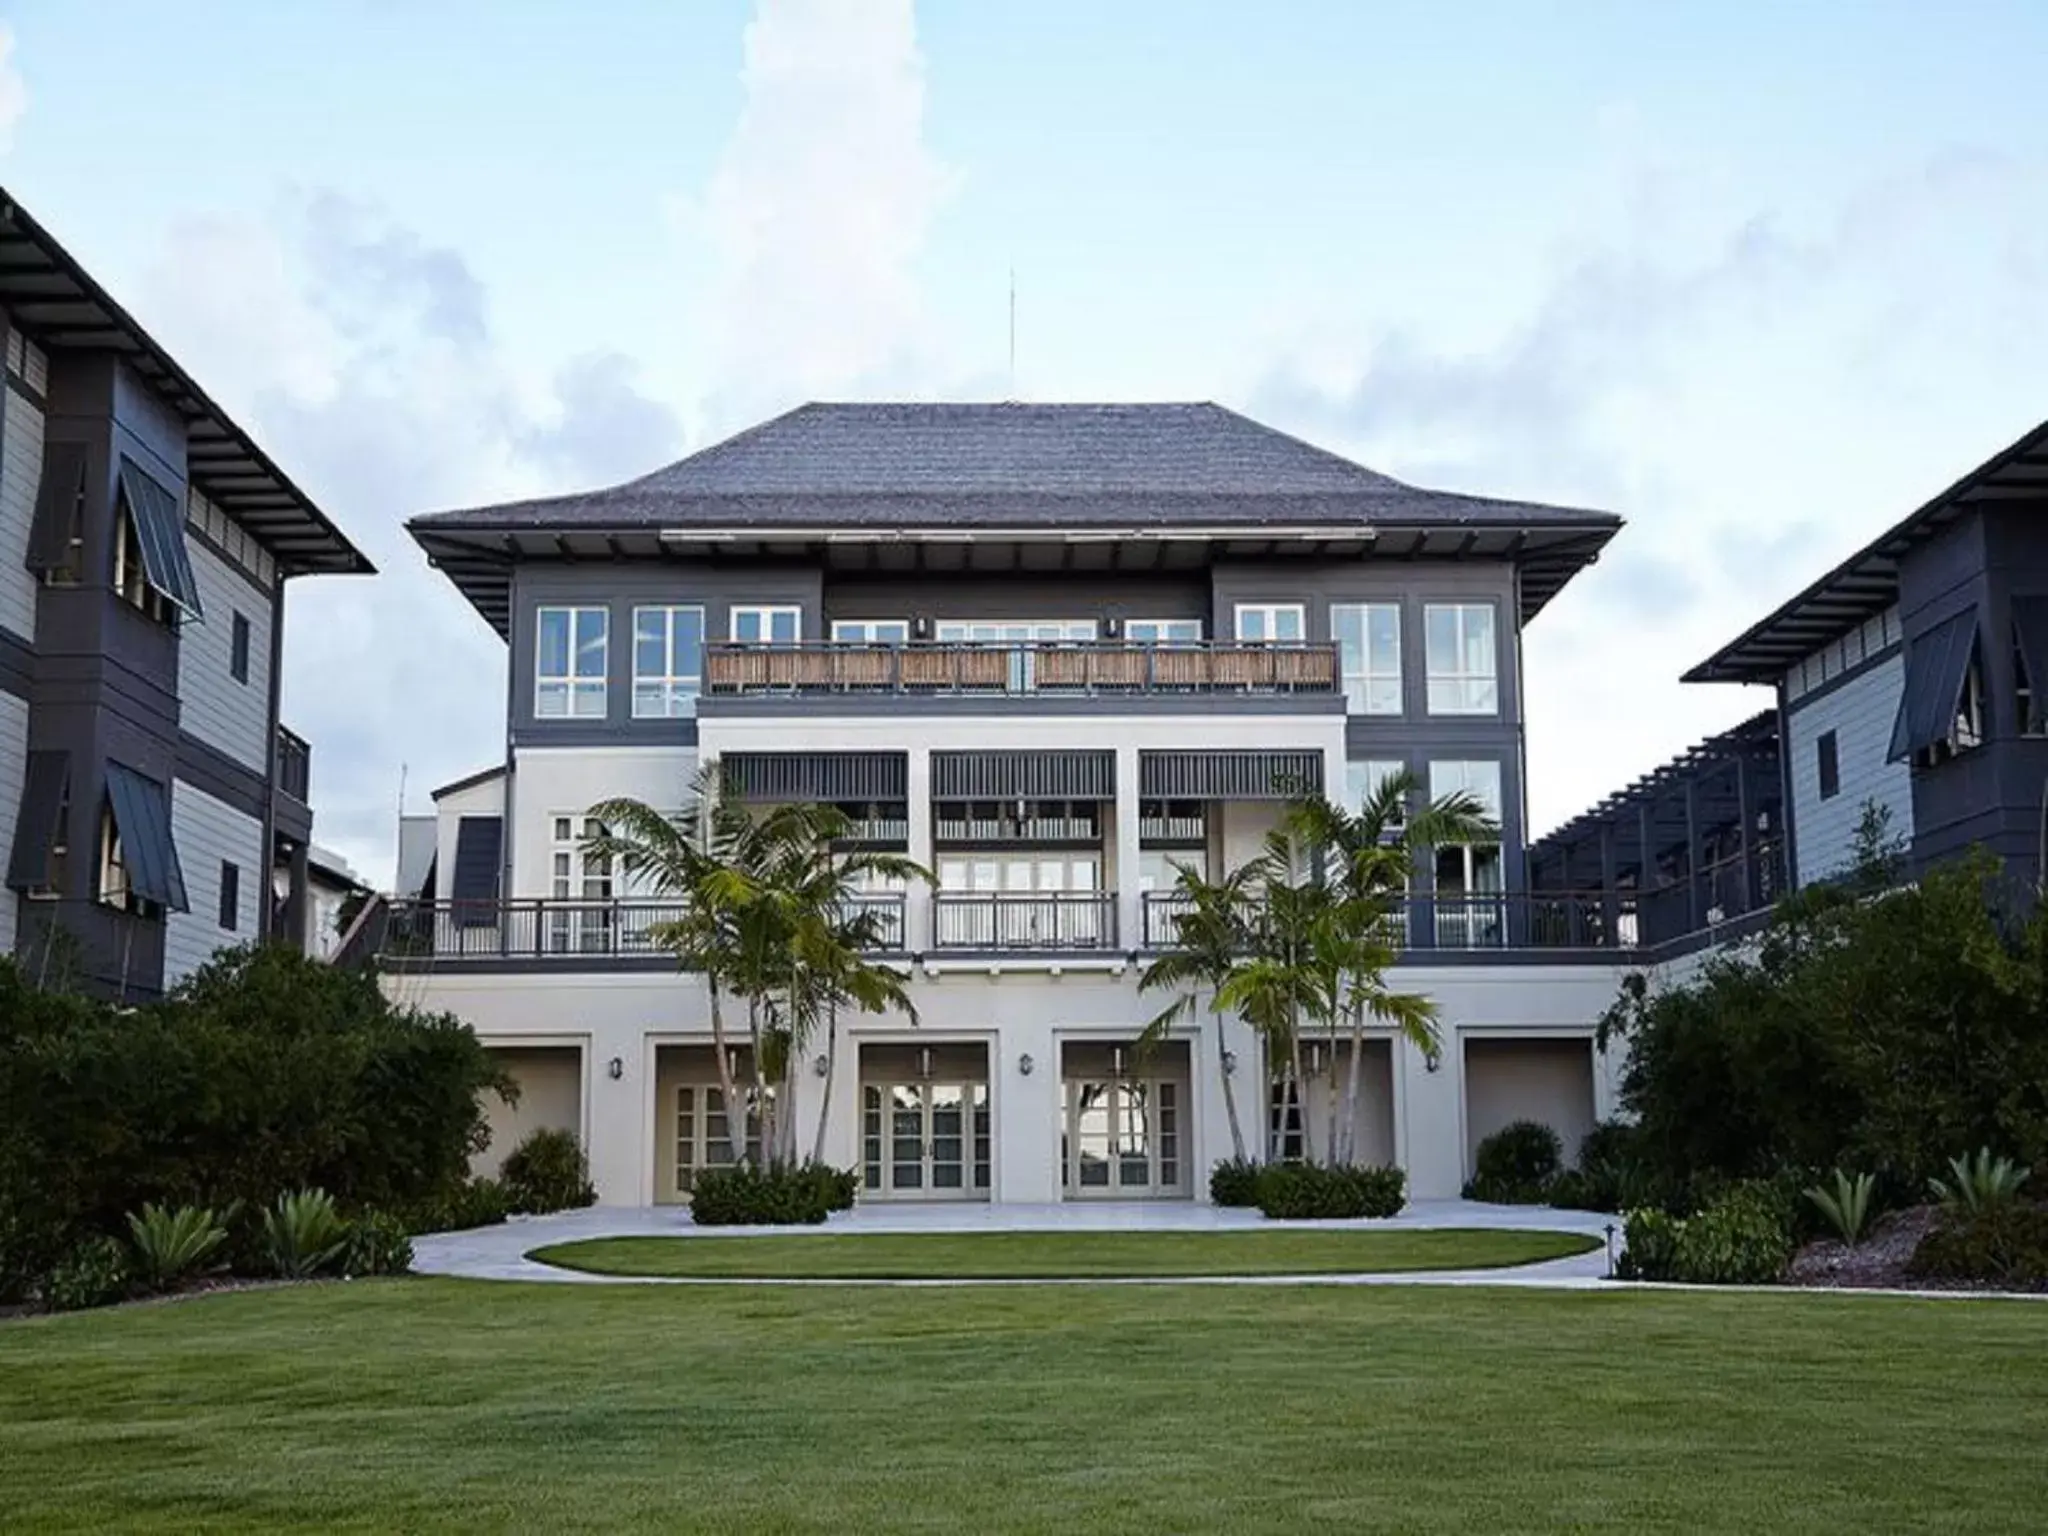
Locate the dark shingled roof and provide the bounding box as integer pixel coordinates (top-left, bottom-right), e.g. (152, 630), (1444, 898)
(410, 402), (1621, 634)
(0, 185), (373, 578)
(1686, 417), (2048, 685)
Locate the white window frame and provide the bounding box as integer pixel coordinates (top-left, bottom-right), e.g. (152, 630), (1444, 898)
(1424, 603), (1498, 716)
(1125, 618), (1203, 644)
(1331, 602), (1401, 715)
(535, 605), (608, 720)
(729, 605), (802, 645)
(1342, 759), (1408, 820)
(933, 620), (1097, 642)
(1233, 603), (1306, 643)
(632, 604), (705, 719)
(831, 619), (911, 644)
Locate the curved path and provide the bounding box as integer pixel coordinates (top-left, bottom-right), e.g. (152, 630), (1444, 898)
(414, 1198), (1621, 1289)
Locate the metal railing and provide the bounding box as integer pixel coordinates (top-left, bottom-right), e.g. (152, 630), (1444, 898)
(275, 725), (311, 803)
(377, 894), (906, 962)
(931, 892), (1118, 951)
(1138, 890), (1647, 955)
(703, 640), (1341, 697)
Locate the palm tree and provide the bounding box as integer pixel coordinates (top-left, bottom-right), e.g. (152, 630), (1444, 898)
(1284, 768), (1495, 1165)
(1136, 861), (1260, 1161)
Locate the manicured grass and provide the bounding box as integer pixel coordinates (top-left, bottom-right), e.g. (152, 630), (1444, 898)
(529, 1227), (1599, 1278)
(5, 1282), (2048, 1533)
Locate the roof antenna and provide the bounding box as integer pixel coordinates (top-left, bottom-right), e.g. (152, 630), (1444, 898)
(1007, 266), (1017, 401)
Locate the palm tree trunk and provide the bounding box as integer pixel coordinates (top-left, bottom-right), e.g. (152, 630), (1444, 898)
(1289, 1031), (1311, 1164)
(811, 996), (839, 1165)
(1339, 1000), (1366, 1166)
(1211, 1000), (1247, 1162)
(1323, 1031), (1343, 1167)
(745, 996), (773, 1167)
(706, 978), (747, 1166)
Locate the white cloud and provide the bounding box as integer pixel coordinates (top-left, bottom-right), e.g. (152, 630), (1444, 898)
(0, 24), (27, 154)
(692, 0), (956, 426)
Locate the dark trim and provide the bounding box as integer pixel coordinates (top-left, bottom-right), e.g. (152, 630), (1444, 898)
(0, 623), (31, 700)
(382, 953), (681, 976)
(1782, 640), (1902, 713)
(4, 363), (48, 414)
(509, 718), (701, 749)
(696, 692), (1343, 720)
(175, 731), (268, 819)
(931, 750), (1116, 800)
(722, 750), (907, 801)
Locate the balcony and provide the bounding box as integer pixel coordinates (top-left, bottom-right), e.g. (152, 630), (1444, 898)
(377, 893), (906, 966)
(931, 892), (1118, 951)
(703, 640), (1340, 699)
(275, 725), (311, 803)
(1138, 890), (1655, 959)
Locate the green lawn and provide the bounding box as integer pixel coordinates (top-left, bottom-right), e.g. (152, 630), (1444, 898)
(529, 1227), (1599, 1278)
(4, 1282), (2047, 1533)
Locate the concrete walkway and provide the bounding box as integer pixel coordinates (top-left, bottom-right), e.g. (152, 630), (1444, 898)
(414, 1198), (1624, 1288)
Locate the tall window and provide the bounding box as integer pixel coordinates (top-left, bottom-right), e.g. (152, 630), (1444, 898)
(1331, 603), (1401, 714)
(1343, 759), (1408, 823)
(1429, 761), (1504, 946)
(113, 507), (172, 624)
(1424, 603), (1498, 715)
(218, 861), (241, 931)
(1234, 604), (1305, 643)
(230, 613), (251, 685)
(831, 620), (910, 644)
(549, 815), (615, 953)
(98, 806), (131, 911)
(730, 605), (801, 645)
(536, 606), (608, 719)
(1816, 731), (1840, 801)
(633, 605), (704, 718)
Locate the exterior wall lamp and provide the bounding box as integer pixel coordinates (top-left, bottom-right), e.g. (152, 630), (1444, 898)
(1220, 1050), (1237, 1076)
(1018, 1053), (1035, 1076)
(812, 1054), (830, 1078)
(1424, 1049), (1442, 1074)
(607, 1056), (623, 1081)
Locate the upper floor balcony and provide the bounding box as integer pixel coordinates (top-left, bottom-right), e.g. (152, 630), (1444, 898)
(274, 724), (311, 804)
(702, 639), (1342, 704)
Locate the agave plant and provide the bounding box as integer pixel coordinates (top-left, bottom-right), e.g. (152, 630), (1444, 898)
(1803, 1169), (1877, 1247)
(260, 1189), (351, 1280)
(125, 1202), (230, 1290)
(1927, 1149), (2031, 1215)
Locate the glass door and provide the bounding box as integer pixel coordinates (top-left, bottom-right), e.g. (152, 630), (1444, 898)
(1062, 1076), (1183, 1198)
(862, 1081), (991, 1199)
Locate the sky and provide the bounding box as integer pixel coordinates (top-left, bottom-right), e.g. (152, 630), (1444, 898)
(3, 0), (2047, 885)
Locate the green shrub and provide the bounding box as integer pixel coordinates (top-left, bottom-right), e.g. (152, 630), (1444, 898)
(1254, 1163), (1406, 1220)
(1805, 1169), (1878, 1246)
(795, 1161), (858, 1213)
(1465, 1121), (1563, 1203)
(124, 1202), (229, 1291)
(1928, 1149), (2031, 1215)
(1544, 1169), (1599, 1210)
(502, 1129), (597, 1215)
(1209, 1157), (1264, 1207)
(1619, 1182), (1793, 1285)
(261, 1189), (350, 1279)
(689, 1163), (836, 1226)
(340, 1211), (415, 1277)
(37, 1236), (131, 1312)
(1909, 1204), (2048, 1286)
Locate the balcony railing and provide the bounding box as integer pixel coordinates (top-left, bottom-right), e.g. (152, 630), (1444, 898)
(931, 892), (1118, 951)
(275, 725), (311, 803)
(1140, 890), (1645, 955)
(704, 640), (1340, 698)
(378, 894), (905, 963)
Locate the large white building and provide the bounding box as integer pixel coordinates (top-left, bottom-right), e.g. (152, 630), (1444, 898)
(384, 402), (1771, 1205)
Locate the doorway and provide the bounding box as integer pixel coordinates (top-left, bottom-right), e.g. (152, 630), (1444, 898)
(859, 1043), (992, 1200)
(1060, 1040), (1192, 1199)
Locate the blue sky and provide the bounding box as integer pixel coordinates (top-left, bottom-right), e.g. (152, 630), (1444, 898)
(3, 1), (2047, 881)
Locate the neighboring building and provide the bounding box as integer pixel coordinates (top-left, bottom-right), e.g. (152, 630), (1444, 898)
(381, 400), (1700, 1206)
(0, 188), (373, 998)
(303, 844), (372, 961)
(1684, 419), (2048, 888)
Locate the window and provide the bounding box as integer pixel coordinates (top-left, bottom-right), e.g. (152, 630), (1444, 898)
(98, 805), (131, 911)
(536, 606), (608, 719)
(675, 1084), (767, 1194)
(218, 861), (241, 931)
(831, 620), (910, 644)
(27, 441), (87, 586)
(1331, 603), (1401, 714)
(1125, 619), (1203, 644)
(1816, 731), (1840, 801)
(114, 504), (172, 623)
(934, 620), (1096, 642)
(2015, 616), (2048, 738)
(632, 605), (704, 718)
(1234, 604), (1305, 643)
(1915, 646), (1986, 769)
(1429, 761), (1504, 945)
(230, 613), (251, 684)
(1424, 603), (1498, 715)
(548, 814), (615, 953)
(730, 605), (801, 645)
(1343, 759), (1408, 822)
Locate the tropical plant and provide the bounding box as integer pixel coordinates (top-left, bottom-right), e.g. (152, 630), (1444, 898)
(340, 1211), (415, 1277)
(688, 1162), (837, 1225)
(502, 1128), (596, 1214)
(124, 1202), (229, 1291)
(1928, 1149), (2031, 1215)
(1468, 1121), (1564, 1202)
(1804, 1169), (1878, 1246)
(1619, 1182), (1794, 1284)
(36, 1235), (131, 1312)
(1209, 1156), (1264, 1207)
(1137, 862), (1261, 1161)
(1909, 1204), (2048, 1285)
(260, 1189), (351, 1279)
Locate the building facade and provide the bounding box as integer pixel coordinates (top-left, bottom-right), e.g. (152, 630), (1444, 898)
(382, 401), (1677, 1205)
(0, 188), (372, 998)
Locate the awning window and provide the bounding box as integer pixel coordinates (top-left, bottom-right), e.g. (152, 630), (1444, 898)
(25, 443), (89, 578)
(2011, 597), (2048, 731)
(1888, 609), (1980, 762)
(103, 761), (189, 911)
(5, 751), (70, 892)
(116, 457), (204, 619)
(450, 815), (503, 926)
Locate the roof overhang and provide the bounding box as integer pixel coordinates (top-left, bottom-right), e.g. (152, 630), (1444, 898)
(0, 187), (373, 579)
(411, 518), (1617, 640)
(1684, 419), (2048, 685)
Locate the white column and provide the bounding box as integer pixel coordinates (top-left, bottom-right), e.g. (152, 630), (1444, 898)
(997, 1007), (1061, 1203)
(1396, 1031), (1465, 1200)
(1114, 744), (1142, 952)
(585, 1021), (647, 1205)
(906, 747), (933, 954)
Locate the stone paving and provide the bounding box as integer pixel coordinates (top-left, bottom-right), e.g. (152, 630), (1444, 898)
(414, 1198), (1625, 1288)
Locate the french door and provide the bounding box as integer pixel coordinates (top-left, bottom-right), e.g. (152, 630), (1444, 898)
(1062, 1077), (1184, 1198)
(548, 815), (613, 953)
(862, 1081), (991, 1199)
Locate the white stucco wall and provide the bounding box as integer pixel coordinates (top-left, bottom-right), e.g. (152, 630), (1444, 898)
(1785, 653), (1913, 886)
(506, 745), (698, 900)
(164, 780), (264, 986)
(475, 1044), (587, 1180)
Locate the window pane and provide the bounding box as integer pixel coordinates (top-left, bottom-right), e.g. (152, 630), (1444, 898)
(1332, 605), (1365, 669)
(1425, 606), (1459, 672)
(536, 680), (568, 718)
(574, 609), (607, 678)
(770, 608), (799, 643)
(1462, 606), (1495, 675)
(1368, 605), (1400, 671)
(1366, 678), (1402, 714)
(1236, 608), (1266, 642)
(538, 609), (570, 677)
(673, 608), (704, 678)
(635, 609), (665, 678)
(1273, 607), (1303, 641)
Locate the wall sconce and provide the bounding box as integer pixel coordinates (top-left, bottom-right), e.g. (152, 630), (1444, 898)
(607, 1056), (623, 1081)
(1018, 1053), (1034, 1076)
(1306, 1042), (1324, 1077)
(1220, 1050), (1238, 1077)
(1424, 1050), (1442, 1074)
(812, 1054), (830, 1078)
(913, 614), (932, 639)
(917, 1046), (934, 1080)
